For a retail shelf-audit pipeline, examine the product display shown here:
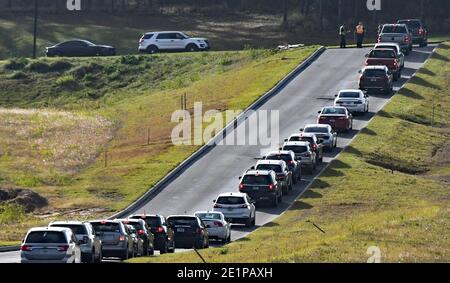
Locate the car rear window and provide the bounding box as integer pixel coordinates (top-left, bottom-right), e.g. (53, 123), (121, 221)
(364, 69), (386, 77)
(242, 174), (272, 185)
(122, 221), (143, 230)
(26, 231), (67, 244)
(216, 196), (245, 205)
(398, 20), (421, 29)
(300, 137), (314, 144)
(142, 33), (153, 40)
(322, 108), (346, 115)
(91, 222), (121, 233)
(283, 145), (308, 154)
(196, 213), (221, 220)
(369, 50), (396, 58)
(376, 46), (397, 53)
(304, 127), (328, 133)
(266, 154), (293, 163)
(339, 92), (360, 98)
(50, 224), (87, 235)
(382, 25), (407, 34)
(168, 217), (198, 228)
(130, 216), (161, 227)
(256, 164), (282, 173)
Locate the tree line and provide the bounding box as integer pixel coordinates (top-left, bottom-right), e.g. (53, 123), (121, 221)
(0, 0), (449, 32)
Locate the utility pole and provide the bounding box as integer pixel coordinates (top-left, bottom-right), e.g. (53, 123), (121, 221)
(32, 0), (38, 58)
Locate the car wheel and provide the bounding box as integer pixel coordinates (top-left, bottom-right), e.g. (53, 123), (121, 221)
(122, 248), (129, 261)
(148, 243), (154, 256)
(147, 45), (159, 54)
(96, 249), (103, 263)
(186, 44), (199, 52)
(245, 217), (253, 228)
(160, 241), (168, 254)
(168, 241), (176, 253)
(271, 195), (278, 207)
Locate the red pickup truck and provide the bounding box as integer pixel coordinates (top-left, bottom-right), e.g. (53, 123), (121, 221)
(365, 49), (401, 81)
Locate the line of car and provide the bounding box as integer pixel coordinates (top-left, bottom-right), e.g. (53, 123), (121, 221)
(46, 31), (210, 57)
(21, 19), (426, 263)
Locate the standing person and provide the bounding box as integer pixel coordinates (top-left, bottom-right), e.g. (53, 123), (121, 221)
(355, 21), (366, 48)
(339, 24), (347, 48)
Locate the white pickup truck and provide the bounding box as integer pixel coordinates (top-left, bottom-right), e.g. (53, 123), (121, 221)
(378, 24), (413, 55)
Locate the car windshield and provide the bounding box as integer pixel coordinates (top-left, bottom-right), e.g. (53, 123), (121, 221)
(304, 127), (328, 133)
(122, 221), (143, 230)
(364, 69), (386, 77)
(168, 218), (197, 228)
(242, 175), (271, 185)
(339, 92), (360, 98)
(256, 164), (282, 173)
(322, 108), (346, 115)
(300, 137), (314, 144)
(398, 20), (421, 29)
(50, 224), (87, 235)
(130, 216), (160, 227)
(369, 50), (395, 58)
(283, 145), (308, 154)
(382, 25), (407, 33)
(91, 222), (120, 233)
(216, 196), (245, 205)
(196, 213), (221, 220)
(26, 231), (67, 244)
(376, 46), (397, 53)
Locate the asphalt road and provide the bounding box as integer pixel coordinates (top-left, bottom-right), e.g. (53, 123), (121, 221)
(0, 45), (435, 263)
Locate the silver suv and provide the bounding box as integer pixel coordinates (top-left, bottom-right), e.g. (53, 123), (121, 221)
(89, 220), (135, 260)
(212, 192), (256, 227)
(49, 221), (102, 263)
(20, 227), (81, 263)
(138, 31), (210, 54)
(282, 141), (317, 173)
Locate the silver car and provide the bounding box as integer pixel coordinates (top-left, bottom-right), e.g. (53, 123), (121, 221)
(20, 227), (81, 263)
(212, 192), (256, 228)
(282, 141), (316, 173)
(301, 124), (337, 151)
(194, 211), (231, 243)
(89, 220), (135, 260)
(49, 221), (102, 263)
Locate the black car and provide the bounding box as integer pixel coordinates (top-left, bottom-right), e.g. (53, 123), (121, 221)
(239, 169), (282, 207)
(359, 66), (394, 95)
(397, 19), (428, 47)
(46, 40), (116, 57)
(167, 216), (209, 250)
(117, 219), (154, 256)
(264, 150), (302, 184)
(254, 160), (292, 195)
(130, 214), (175, 254)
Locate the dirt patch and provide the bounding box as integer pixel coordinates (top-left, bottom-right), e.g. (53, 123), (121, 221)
(0, 188), (47, 212)
(365, 151), (429, 174)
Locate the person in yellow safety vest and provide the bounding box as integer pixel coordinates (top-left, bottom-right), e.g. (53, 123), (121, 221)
(355, 22), (366, 48)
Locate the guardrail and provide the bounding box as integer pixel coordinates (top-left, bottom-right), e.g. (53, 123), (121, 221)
(109, 46), (326, 219)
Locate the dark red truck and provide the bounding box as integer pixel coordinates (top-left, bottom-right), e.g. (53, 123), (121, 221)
(365, 49), (401, 81)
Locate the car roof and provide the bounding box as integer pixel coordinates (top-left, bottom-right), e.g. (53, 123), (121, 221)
(362, 65), (388, 70)
(257, 159), (285, 165)
(89, 219), (120, 223)
(244, 169), (273, 176)
(304, 124), (331, 128)
(49, 221), (85, 226)
(375, 42), (400, 47)
(115, 218), (142, 223)
(398, 19), (421, 22)
(383, 23), (407, 27)
(146, 31), (183, 34)
(323, 106), (347, 110)
(284, 141), (310, 146)
(28, 227), (71, 233)
(130, 214), (160, 218)
(167, 215), (197, 219)
(266, 150), (293, 155)
(195, 211), (224, 215)
(217, 192), (247, 198)
(371, 48), (395, 52)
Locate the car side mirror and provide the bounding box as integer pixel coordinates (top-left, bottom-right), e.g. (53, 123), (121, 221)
(365, 54), (369, 58)
(238, 176), (242, 180)
(279, 147), (283, 150)
(250, 166), (255, 170)
(358, 70), (362, 74)
(299, 128), (304, 132)
(334, 94), (338, 97)
(212, 199), (216, 203)
(318, 111), (321, 114)
(284, 138), (288, 142)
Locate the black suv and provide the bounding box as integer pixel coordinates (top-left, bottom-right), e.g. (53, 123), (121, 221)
(397, 19), (428, 47)
(117, 219), (154, 256)
(254, 160), (292, 195)
(264, 150), (302, 184)
(129, 214), (175, 254)
(238, 170), (282, 207)
(167, 216), (209, 249)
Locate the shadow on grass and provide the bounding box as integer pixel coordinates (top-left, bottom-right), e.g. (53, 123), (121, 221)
(302, 190), (323, 199)
(310, 179), (330, 189)
(409, 76), (442, 90)
(377, 109), (394, 118)
(431, 52), (450, 62)
(330, 159), (351, 169)
(398, 87), (425, 100)
(263, 222), (280, 228)
(345, 145), (364, 156)
(359, 127), (377, 137)
(418, 67), (436, 76)
(290, 201), (313, 211)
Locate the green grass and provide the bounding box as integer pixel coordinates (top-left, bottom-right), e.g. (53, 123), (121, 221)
(128, 42), (450, 263)
(0, 46), (317, 242)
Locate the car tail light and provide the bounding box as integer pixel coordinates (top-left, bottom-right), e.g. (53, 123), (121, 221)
(277, 174), (285, 180)
(359, 74), (365, 81)
(119, 235), (126, 241)
(196, 228), (203, 235)
(239, 204), (248, 209)
(138, 229), (145, 235)
(155, 227), (165, 233)
(378, 35), (381, 42)
(319, 117), (326, 121)
(239, 183), (244, 191)
(289, 160), (295, 165)
(312, 144), (317, 150)
(213, 221), (224, 227)
(304, 152), (311, 157)
(268, 184), (274, 191)
(214, 204), (222, 209)
(419, 28), (424, 35)
(58, 245), (69, 252)
(20, 245), (32, 251)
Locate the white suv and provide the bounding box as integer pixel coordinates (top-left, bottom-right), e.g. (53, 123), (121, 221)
(212, 192), (256, 228)
(138, 31), (210, 54)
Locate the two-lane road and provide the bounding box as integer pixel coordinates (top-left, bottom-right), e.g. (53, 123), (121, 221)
(0, 45), (436, 263)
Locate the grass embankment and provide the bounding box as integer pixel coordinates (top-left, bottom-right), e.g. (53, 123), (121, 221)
(129, 43), (450, 263)
(0, 46), (317, 243)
